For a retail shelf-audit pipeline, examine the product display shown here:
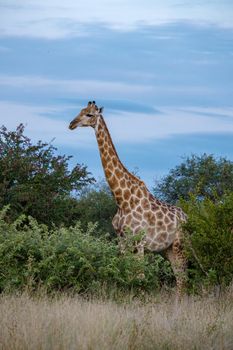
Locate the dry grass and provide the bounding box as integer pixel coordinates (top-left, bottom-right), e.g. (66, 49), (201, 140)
(0, 290), (233, 350)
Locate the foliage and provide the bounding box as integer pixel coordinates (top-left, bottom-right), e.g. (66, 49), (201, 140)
(75, 181), (117, 236)
(0, 209), (173, 294)
(153, 154), (233, 204)
(181, 192), (233, 290)
(0, 124), (94, 226)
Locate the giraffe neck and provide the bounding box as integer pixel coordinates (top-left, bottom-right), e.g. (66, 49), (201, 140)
(95, 115), (144, 206)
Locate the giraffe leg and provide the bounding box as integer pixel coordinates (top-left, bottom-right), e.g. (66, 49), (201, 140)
(165, 238), (187, 298)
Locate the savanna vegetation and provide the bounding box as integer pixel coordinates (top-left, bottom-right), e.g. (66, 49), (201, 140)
(1, 291), (233, 350)
(0, 124), (232, 293)
(0, 125), (233, 349)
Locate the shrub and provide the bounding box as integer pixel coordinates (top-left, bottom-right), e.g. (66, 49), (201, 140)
(0, 209), (173, 294)
(181, 193), (233, 290)
(75, 182), (117, 236)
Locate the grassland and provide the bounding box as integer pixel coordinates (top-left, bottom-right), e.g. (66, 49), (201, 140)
(0, 289), (232, 350)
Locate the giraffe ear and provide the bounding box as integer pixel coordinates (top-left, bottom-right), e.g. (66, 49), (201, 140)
(99, 107), (104, 113)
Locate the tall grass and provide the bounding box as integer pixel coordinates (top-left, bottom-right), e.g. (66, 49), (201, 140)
(0, 289), (232, 350)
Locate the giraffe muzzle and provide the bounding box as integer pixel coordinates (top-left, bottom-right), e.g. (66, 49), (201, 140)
(69, 120), (79, 130)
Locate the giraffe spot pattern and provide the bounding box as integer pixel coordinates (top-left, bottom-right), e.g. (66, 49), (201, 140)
(141, 198), (150, 210)
(157, 211), (163, 219)
(120, 179), (126, 188)
(124, 189), (131, 200)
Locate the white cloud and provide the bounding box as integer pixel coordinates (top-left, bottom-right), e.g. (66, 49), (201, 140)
(107, 108), (233, 143)
(1, 0), (233, 39)
(0, 75), (152, 99)
(1, 101), (233, 151)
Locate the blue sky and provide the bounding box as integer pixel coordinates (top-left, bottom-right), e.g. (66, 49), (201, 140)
(0, 0), (233, 188)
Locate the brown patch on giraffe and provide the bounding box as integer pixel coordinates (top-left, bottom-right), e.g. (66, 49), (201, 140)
(129, 197), (135, 208)
(108, 175), (118, 189)
(120, 178), (126, 188)
(157, 232), (168, 242)
(108, 148), (115, 157)
(133, 211), (142, 221)
(122, 200), (129, 211)
(107, 162), (114, 171)
(103, 150), (108, 158)
(148, 193), (155, 202)
(164, 216), (170, 224)
(115, 168), (122, 178)
(155, 198), (162, 206)
(126, 179), (133, 189)
(123, 189), (131, 201)
(147, 227), (155, 237)
(145, 211), (155, 225)
(168, 212), (175, 220)
(156, 211), (163, 219)
(141, 198), (150, 210)
(98, 138), (104, 147)
(129, 196), (140, 208)
(131, 219), (140, 229)
(157, 220), (163, 227)
(151, 202), (160, 211)
(167, 222), (175, 231)
(131, 185), (137, 194)
(157, 220), (166, 229)
(161, 206), (168, 214)
(105, 168), (112, 178)
(99, 131), (104, 138)
(106, 155), (111, 163)
(137, 206), (143, 214)
(115, 188), (122, 197)
(112, 156), (118, 167)
(136, 189), (143, 198)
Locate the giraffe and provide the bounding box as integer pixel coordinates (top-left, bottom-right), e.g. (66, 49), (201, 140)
(69, 101), (187, 295)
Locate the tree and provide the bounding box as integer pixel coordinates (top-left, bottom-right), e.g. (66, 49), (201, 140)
(75, 181), (117, 236)
(0, 124), (95, 226)
(153, 154), (233, 204)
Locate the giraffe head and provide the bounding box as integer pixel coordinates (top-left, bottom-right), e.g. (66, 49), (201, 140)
(69, 101), (104, 130)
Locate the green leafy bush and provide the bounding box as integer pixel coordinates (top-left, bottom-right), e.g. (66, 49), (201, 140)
(0, 209), (173, 294)
(75, 182), (117, 236)
(0, 124), (94, 227)
(181, 193), (233, 290)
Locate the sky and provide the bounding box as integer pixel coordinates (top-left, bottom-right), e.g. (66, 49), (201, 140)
(0, 0), (233, 189)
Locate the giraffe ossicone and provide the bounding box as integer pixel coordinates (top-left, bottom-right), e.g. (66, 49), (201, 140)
(69, 101), (187, 295)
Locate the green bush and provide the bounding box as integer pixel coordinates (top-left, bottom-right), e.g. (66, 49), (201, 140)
(75, 182), (117, 236)
(181, 193), (233, 290)
(0, 208), (173, 294)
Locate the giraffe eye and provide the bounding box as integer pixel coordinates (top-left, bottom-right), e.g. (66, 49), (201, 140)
(86, 113), (93, 117)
